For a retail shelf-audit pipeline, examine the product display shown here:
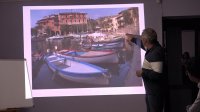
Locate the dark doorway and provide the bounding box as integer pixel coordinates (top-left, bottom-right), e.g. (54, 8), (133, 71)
(163, 16), (200, 112)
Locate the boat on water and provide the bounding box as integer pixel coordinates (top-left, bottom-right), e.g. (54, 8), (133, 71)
(46, 35), (64, 41)
(45, 54), (110, 85)
(92, 36), (124, 44)
(89, 41), (124, 50)
(88, 32), (106, 38)
(85, 35), (124, 49)
(57, 50), (119, 64)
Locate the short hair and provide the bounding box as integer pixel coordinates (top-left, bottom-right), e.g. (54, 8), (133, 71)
(182, 52), (190, 61)
(141, 28), (157, 44)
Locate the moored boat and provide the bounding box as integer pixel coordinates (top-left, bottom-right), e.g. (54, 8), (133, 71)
(45, 54), (110, 85)
(46, 35), (64, 41)
(90, 41), (124, 50)
(58, 50), (119, 64)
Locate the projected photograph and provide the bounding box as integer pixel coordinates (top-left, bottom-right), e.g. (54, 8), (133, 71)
(23, 4), (145, 97)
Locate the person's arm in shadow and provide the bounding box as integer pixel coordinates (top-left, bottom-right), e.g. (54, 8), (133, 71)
(125, 33), (145, 50)
(186, 74), (200, 112)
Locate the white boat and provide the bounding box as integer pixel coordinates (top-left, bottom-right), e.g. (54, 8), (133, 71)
(103, 41), (124, 48)
(45, 55), (110, 85)
(46, 35), (64, 41)
(58, 50), (119, 64)
(88, 32), (106, 38)
(90, 41), (124, 50)
(92, 36), (124, 44)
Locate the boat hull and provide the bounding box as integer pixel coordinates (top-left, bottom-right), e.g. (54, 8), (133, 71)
(46, 55), (110, 85)
(58, 50), (119, 64)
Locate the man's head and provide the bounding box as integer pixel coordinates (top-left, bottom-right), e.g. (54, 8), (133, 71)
(141, 28), (158, 49)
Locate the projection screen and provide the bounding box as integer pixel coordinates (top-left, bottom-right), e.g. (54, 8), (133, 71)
(23, 3), (146, 97)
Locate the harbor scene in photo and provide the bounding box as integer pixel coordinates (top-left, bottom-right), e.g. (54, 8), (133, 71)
(29, 5), (144, 89)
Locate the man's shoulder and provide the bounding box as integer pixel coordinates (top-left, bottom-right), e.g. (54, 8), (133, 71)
(152, 45), (164, 55)
(146, 45), (164, 62)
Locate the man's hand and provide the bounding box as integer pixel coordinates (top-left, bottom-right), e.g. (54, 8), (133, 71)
(136, 70), (143, 77)
(125, 33), (135, 46)
(125, 33), (134, 41)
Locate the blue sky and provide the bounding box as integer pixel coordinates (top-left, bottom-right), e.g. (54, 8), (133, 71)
(30, 8), (128, 28)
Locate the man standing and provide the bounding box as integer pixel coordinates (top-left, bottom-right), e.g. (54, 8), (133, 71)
(136, 28), (166, 112)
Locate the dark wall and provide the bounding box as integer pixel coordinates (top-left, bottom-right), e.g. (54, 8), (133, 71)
(0, 2), (24, 59)
(21, 95), (145, 112)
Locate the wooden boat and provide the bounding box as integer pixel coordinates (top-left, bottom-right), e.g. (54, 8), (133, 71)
(58, 50), (119, 64)
(45, 54), (110, 85)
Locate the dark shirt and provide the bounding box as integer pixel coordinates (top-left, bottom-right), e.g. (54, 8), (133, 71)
(142, 42), (166, 95)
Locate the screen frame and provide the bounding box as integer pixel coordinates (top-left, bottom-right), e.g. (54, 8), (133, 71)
(23, 3), (146, 97)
